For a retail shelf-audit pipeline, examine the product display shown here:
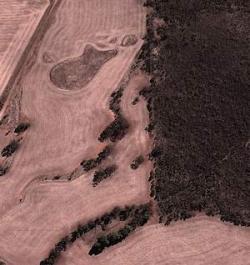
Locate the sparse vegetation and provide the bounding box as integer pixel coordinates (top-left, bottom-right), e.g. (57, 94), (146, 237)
(50, 45), (117, 90)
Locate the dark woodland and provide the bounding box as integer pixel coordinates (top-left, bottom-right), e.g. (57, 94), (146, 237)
(143, 0), (250, 226)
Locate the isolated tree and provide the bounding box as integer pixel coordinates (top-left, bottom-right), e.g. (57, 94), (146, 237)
(14, 122), (30, 134)
(130, 155), (144, 170)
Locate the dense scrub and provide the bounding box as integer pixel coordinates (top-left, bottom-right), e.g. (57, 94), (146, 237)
(143, 0), (250, 225)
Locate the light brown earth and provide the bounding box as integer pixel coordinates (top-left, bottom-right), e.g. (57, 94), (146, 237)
(0, 1), (249, 265)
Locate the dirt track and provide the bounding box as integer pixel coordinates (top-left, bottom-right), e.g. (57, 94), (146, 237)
(0, 1), (249, 265)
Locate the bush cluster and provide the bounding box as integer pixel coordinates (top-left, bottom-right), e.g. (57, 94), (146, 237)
(1, 140), (19, 157)
(109, 88), (124, 114)
(131, 97), (139, 105)
(92, 165), (117, 186)
(99, 81), (130, 143)
(81, 145), (112, 171)
(98, 115), (129, 142)
(0, 165), (7, 176)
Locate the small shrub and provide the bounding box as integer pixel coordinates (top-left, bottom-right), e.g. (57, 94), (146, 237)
(14, 122), (30, 134)
(130, 155), (144, 170)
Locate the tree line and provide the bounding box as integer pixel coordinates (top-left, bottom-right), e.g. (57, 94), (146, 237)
(40, 204), (151, 265)
(89, 204), (151, 255)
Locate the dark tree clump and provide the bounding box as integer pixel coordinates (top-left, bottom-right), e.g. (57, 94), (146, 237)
(109, 87), (124, 114)
(96, 145), (112, 164)
(40, 220), (98, 265)
(148, 147), (162, 161)
(130, 155), (144, 170)
(81, 145), (112, 171)
(145, 123), (154, 133)
(0, 165), (7, 176)
(14, 122), (30, 134)
(92, 165), (117, 186)
(142, 0), (250, 226)
(132, 97), (139, 105)
(98, 115), (129, 142)
(1, 140), (19, 157)
(88, 225), (135, 256)
(81, 159), (97, 171)
(40, 237), (69, 265)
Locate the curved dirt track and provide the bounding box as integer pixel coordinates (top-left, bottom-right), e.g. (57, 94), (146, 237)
(0, 1), (249, 265)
